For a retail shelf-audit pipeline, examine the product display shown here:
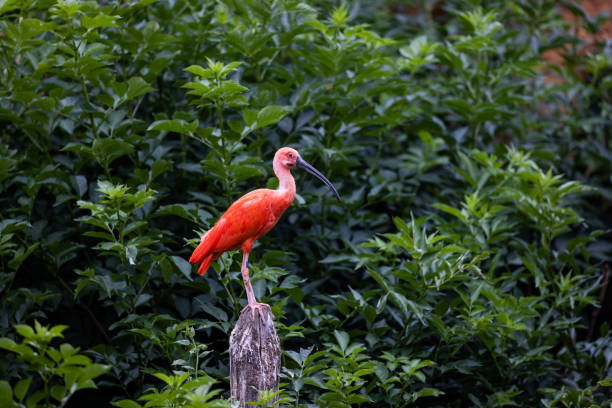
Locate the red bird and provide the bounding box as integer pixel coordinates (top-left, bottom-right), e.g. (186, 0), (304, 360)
(189, 147), (340, 321)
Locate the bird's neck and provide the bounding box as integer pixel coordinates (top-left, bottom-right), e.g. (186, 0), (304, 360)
(273, 161), (296, 203)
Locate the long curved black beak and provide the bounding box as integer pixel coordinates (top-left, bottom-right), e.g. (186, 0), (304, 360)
(296, 157), (341, 202)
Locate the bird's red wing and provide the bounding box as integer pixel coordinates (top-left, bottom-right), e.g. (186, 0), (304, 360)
(189, 189), (281, 276)
(212, 189), (279, 252)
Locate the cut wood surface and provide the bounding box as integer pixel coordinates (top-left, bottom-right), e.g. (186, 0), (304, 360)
(229, 307), (280, 407)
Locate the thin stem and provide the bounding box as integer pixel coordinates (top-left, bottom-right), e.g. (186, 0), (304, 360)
(219, 255), (240, 315)
(472, 122), (481, 146)
(43, 372), (50, 407)
(215, 97), (233, 206)
(50, 269), (112, 344)
(588, 264), (610, 341)
(72, 39), (100, 141)
(321, 198), (327, 234)
(369, 133), (384, 174)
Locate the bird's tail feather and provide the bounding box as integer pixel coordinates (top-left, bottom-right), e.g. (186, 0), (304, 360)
(198, 254), (214, 276)
(190, 234), (217, 276)
(189, 220), (224, 276)
(189, 238), (209, 264)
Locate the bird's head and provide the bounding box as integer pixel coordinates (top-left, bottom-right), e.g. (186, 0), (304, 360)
(275, 147), (300, 168)
(274, 147), (341, 202)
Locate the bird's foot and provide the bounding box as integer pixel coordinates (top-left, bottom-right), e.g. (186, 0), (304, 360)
(241, 302), (274, 322)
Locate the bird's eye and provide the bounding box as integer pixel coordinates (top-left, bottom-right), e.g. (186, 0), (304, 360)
(288, 153), (293, 158)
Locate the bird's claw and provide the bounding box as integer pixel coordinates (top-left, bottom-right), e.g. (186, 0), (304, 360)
(241, 302), (274, 322)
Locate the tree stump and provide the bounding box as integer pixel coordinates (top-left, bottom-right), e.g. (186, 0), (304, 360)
(229, 307), (280, 407)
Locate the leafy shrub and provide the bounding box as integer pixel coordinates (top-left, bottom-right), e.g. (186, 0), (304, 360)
(0, 322), (109, 407)
(0, 0), (611, 407)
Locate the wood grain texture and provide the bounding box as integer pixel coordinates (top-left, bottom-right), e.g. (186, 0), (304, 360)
(229, 307), (280, 407)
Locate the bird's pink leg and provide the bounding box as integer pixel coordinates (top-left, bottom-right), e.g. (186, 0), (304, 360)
(240, 249), (273, 322)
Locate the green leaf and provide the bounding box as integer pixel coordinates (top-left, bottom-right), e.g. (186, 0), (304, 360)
(0, 337), (18, 352)
(333, 330), (350, 354)
(220, 61), (242, 76)
(185, 65), (213, 78)
(433, 203), (466, 222)
(195, 299), (228, 322)
(148, 119), (198, 134)
(0, 156), (16, 184)
(14, 377), (31, 402)
(18, 18), (54, 39)
(243, 109), (258, 127)
(15, 325), (34, 340)
(82, 13), (119, 29)
(0, 0), (20, 14)
(26, 391), (46, 408)
(347, 394), (371, 404)
(111, 400), (143, 408)
(255, 105), (290, 129)
(8, 242), (39, 271)
(78, 364), (111, 385)
(171, 256), (193, 280)
(92, 138), (134, 165)
(0, 381), (16, 408)
(232, 164), (264, 183)
(220, 81), (248, 95)
(150, 372), (172, 385)
(50, 385), (65, 403)
(71, 175), (88, 197)
(126, 77), (154, 100)
(598, 378), (612, 387)
(48, 325), (68, 339)
(150, 159), (172, 181)
(413, 387), (444, 399)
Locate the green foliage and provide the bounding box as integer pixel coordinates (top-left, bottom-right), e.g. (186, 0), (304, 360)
(112, 372), (229, 408)
(0, 322), (110, 407)
(1, 0), (611, 407)
(355, 148), (604, 405)
(76, 180), (157, 267)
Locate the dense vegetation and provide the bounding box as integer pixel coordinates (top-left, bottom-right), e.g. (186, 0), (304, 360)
(1, 0), (611, 406)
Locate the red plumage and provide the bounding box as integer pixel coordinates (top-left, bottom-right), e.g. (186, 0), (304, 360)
(189, 188), (293, 275)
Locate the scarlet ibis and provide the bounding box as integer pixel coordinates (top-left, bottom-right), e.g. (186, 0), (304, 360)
(189, 147), (340, 321)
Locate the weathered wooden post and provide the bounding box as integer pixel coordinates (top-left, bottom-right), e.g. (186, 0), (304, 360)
(229, 308), (280, 407)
